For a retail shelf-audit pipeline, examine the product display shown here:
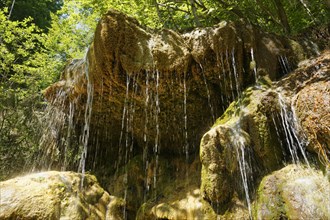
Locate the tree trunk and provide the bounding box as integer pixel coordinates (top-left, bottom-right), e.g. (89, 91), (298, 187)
(273, 0), (291, 34)
(189, 0), (201, 26)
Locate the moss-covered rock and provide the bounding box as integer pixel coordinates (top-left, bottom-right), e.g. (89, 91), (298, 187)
(200, 84), (284, 207)
(0, 171), (123, 220)
(200, 50), (330, 214)
(253, 164), (330, 219)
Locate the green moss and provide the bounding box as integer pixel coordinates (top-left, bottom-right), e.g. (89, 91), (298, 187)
(289, 40), (307, 61)
(213, 101), (239, 127)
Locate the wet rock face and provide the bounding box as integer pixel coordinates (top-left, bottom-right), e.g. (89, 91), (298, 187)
(0, 171), (124, 220)
(43, 9), (305, 172)
(200, 87), (283, 208)
(200, 50), (330, 210)
(253, 164), (330, 219)
(293, 59), (330, 164)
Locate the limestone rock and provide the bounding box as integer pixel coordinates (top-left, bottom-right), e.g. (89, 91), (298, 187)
(136, 188), (214, 220)
(200, 50), (330, 211)
(200, 86), (283, 207)
(0, 171), (124, 220)
(253, 164), (330, 219)
(292, 53), (330, 165)
(107, 155), (202, 218)
(41, 9), (311, 173)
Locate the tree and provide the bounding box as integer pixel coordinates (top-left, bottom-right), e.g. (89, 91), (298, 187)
(0, 0), (63, 30)
(0, 8), (56, 180)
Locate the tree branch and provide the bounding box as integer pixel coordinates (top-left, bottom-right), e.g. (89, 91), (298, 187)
(215, 0), (248, 21)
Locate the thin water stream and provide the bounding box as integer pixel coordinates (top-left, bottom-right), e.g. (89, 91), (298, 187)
(199, 63), (215, 122)
(277, 92), (310, 166)
(79, 49), (94, 188)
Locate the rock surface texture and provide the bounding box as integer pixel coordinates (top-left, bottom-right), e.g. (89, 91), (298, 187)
(253, 164), (330, 219)
(41, 9), (310, 172)
(200, 50), (330, 217)
(0, 171), (124, 220)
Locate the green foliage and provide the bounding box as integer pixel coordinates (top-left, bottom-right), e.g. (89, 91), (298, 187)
(0, 8), (57, 180)
(53, 0), (329, 36)
(0, 0), (63, 30)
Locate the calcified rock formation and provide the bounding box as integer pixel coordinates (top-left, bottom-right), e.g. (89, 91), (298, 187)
(30, 9), (329, 219)
(42, 9), (308, 172)
(200, 50), (330, 218)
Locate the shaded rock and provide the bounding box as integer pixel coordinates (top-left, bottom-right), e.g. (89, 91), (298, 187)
(0, 171), (123, 220)
(134, 158), (249, 220)
(253, 164), (330, 219)
(107, 155), (202, 218)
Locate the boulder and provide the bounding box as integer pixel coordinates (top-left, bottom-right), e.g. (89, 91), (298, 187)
(253, 164), (330, 219)
(200, 50), (330, 211)
(0, 171), (124, 220)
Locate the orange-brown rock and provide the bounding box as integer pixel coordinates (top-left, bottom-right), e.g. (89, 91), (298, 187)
(43, 9), (314, 172)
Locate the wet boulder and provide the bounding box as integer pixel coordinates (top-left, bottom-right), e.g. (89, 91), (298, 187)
(200, 50), (330, 211)
(0, 171), (124, 220)
(253, 164), (330, 219)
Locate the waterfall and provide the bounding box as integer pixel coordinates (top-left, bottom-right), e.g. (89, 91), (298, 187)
(230, 120), (253, 218)
(153, 69), (161, 196)
(79, 48), (94, 188)
(278, 55), (291, 75)
(200, 63), (215, 122)
(232, 48), (241, 98)
(276, 91), (310, 166)
(63, 102), (75, 170)
(183, 72), (189, 163)
(233, 130), (252, 219)
(143, 70), (150, 202)
(250, 48), (258, 81)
